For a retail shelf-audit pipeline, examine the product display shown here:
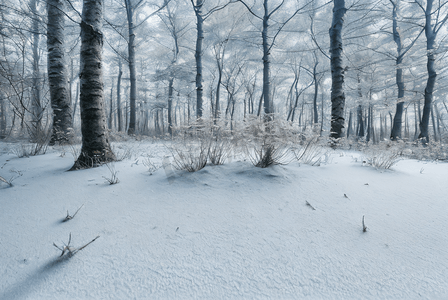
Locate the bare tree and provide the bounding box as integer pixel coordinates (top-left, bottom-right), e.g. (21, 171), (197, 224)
(415, 0), (448, 143)
(190, 0), (234, 120)
(71, 0), (115, 170)
(236, 0), (309, 121)
(389, 0), (423, 140)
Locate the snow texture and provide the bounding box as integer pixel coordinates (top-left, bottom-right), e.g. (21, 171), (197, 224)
(1, 141), (447, 299)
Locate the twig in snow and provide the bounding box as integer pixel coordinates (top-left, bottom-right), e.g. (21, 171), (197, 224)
(62, 203), (84, 222)
(53, 233), (100, 257)
(362, 215), (367, 233)
(305, 201), (316, 210)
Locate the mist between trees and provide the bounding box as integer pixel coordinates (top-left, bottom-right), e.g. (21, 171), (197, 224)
(1, 0), (448, 166)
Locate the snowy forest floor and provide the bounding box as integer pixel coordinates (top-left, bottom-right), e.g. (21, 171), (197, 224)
(1, 139), (447, 299)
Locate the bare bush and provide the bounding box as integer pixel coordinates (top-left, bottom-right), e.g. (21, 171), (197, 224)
(246, 140), (293, 168)
(293, 137), (328, 166)
(363, 151), (401, 170)
(142, 156), (161, 175)
(208, 139), (232, 165)
(103, 163), (119, 184)
(113, 144), (134, 161)
(168, 139), (210, 172)
(0, 168), (22, 187)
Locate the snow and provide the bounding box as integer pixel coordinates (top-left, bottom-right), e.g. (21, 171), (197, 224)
(1, 140), (448, 299)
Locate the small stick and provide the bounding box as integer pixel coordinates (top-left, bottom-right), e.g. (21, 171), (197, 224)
(306, 201), (316, 210)
(362, 215), (367, 232)
(63, 203), (85, 222)
(74, 236), (100, 254)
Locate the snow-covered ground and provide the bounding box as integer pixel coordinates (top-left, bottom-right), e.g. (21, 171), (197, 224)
(1, 140), (447, 299)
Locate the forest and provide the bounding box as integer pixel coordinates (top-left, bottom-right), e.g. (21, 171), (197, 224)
(1, 0), (448, 299)
(0, 0), (447, 157)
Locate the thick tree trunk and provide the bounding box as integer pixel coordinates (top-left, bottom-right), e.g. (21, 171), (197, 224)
(419, 0), (437, 144)
(125, 0), (137, 135)
(192, 0), (204, 119)
(71, 0), (115, 170)
(329, 0), (346, 139)
(47, 0), (73, 145)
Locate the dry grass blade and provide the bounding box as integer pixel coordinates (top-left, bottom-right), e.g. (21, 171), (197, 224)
(62, 203), (85, 222)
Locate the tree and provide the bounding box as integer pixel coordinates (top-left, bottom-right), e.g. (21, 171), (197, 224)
(389, 0), (423, 140)
(329, 0), (346, 139)
(47, 0), (74, 144)
(30, 0), (43, 140)
(415, 0), (448, 143)
(237, 0), (309, 121)
(190, 0), (234, 120)
(71, 0), (115, 170)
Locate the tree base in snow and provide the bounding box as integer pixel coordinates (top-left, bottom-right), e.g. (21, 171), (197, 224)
(70, 149), (116, 171)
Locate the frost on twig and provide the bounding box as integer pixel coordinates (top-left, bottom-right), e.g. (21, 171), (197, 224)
(53, 233), (100, 257)
(62, 203), (84, 222)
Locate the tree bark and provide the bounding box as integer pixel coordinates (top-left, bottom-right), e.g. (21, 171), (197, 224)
(329, 0), (346, 139)
(125, 0), (137, 135)
(47, 0), (73, 145)
(71, 0), (115, 170)
(390, 1), (405, 140)
(117, 59), (123, 132)
(192, 0), (204, 119)
(262, 0), (273, 121)
(418, 0), (437, 144)
(168, 78), (173, 136)
(31, 0), (43, 140)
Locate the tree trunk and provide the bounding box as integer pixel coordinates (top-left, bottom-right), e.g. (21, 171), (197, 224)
(346, 110), (352, 138)
(357, 104), (364, 138)
(168, 78), (174, 136)
(47, 0), (73, 145)
(262, 0), (273, 120)
(117, 59), (123, 132)
(329, 0), (346, 139)
(313, 60), (319, 125)
(71, 0), (115, 170)
(419, 0), (437, 144)
(390, 1), (405, 140)
(192, 0), (204, 119)
(125, 0), (137, 135)
(0, 94), (6, 139)
(31, 0), (43, 140)
(108, 79), (114, 130)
